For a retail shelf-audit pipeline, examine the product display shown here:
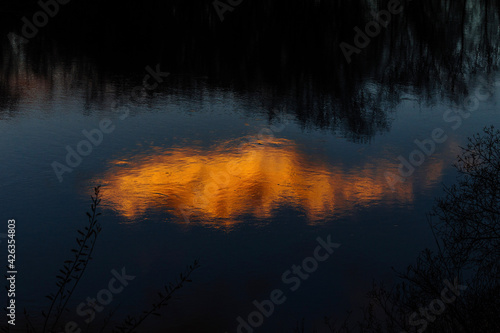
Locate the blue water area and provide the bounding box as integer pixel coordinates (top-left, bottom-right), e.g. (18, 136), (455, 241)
(0, 1), (499, 332)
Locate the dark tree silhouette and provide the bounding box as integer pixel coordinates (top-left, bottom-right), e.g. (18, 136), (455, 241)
(316, 127), (500, 333)
(432, 126), (500, 273)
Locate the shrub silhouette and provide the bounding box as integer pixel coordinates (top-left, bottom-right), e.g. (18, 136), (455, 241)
(309, 127), (500, 333)
(2, 186), (199, 333)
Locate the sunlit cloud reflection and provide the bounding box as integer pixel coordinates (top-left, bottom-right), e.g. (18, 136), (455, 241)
(94, 137), (446, 228)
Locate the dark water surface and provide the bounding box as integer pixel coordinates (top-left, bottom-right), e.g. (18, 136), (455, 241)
(0, 0), (499, 332)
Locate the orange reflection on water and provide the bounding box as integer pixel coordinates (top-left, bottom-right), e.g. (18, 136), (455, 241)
(94, 137), (426, 228)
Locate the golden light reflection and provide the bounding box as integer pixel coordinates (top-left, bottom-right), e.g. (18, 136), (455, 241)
(94, 137), (445, 228)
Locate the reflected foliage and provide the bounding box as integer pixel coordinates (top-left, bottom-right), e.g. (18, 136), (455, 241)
(1, 0), (499, 141)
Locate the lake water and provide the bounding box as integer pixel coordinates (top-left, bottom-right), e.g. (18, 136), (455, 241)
(0, 0), (499, 332)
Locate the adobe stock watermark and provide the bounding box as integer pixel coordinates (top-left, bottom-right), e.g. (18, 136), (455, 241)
(51, 64), (170, 183)
(177, 112), (290, 223)
(61, 267), (135, 333)
(212, 0), (243, 22)
(8, 0), (72, 48)
(401, 277), (467, 333)
(228, 235), (340, 333)
(385, 76), (500, 191)
(340, 0), (410, 63)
